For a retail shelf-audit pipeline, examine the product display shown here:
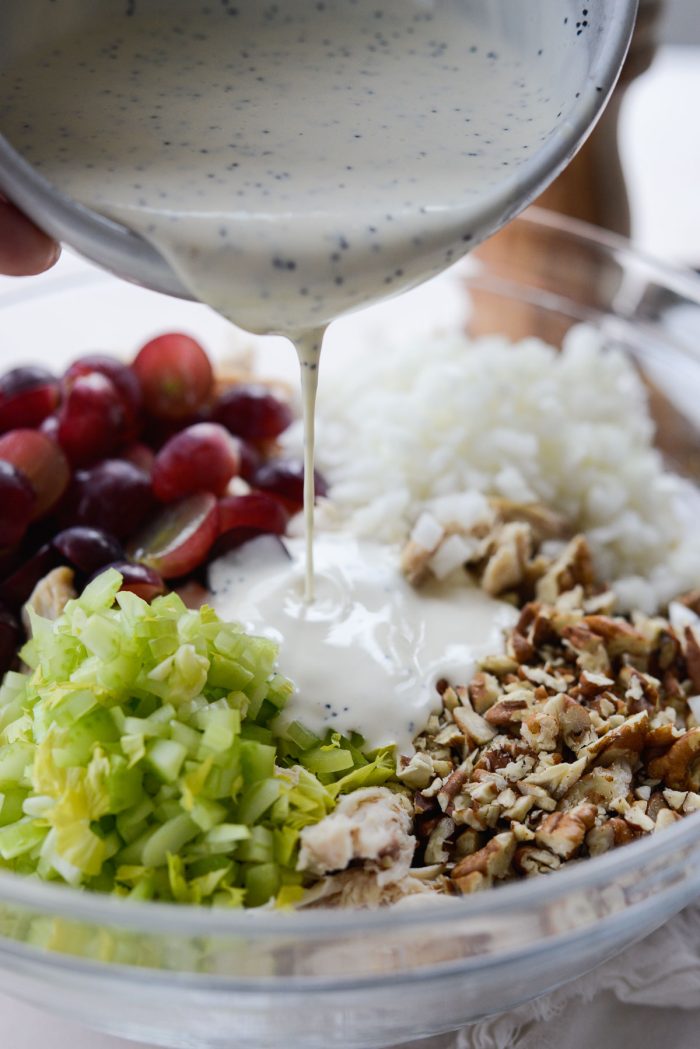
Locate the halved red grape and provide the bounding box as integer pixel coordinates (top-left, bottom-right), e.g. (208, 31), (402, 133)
(0, 543), (59, 609)
(0, 366), (59, 432)
(97, 561), (166, 602)
(74, 460), (154, 540)
(152, 422), (240, 503)
(53, 526), (123, 575)
(129, 492), (218, 579)
(251, 458), (328, 513)
(65, 354), (142, 441)
(0, 602), (19, 676)
(57, 372), (125, 467)
(140, 412), (203, 452)
(0, 429), (70, 517)
(218, 491), (289, 535)
(133, 333), (213, 421)
(0, 462), (37, 547)
(212, 383), (293, 441)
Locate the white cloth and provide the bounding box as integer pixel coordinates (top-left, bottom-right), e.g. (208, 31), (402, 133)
(411, 904), (700, 1049)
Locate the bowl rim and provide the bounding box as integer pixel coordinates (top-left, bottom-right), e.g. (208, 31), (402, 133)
(505, 206), (700, 306)
(0, 809), (695, 936)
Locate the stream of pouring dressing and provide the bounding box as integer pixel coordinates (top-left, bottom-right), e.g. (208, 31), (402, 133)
(0, 0), (570, 746)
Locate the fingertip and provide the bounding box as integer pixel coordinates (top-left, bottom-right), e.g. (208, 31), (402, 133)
(0, 199), (61, 276)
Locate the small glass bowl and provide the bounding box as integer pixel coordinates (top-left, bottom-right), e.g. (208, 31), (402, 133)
(0, 209), (698, 1049)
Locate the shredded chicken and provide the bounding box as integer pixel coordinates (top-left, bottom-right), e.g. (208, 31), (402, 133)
(297, 786), (416, 887)
(297, 868), (444, 909)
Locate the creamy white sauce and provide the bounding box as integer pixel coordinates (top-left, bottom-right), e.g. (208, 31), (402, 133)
(0, 1), (573, 334)
(208, 535), (517, 754)
(0, 1), (574, 747)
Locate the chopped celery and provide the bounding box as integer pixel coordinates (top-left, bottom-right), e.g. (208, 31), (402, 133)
(302, 744), (355, 775)
(144, 739), (188, 784)
(244, 862), (280, 908)
(0, 569), (398, 905)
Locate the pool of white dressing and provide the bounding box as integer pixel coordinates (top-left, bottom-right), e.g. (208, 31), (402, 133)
(208, 535), (518, 754)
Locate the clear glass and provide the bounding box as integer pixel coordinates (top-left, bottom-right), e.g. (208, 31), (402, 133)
(0, 210), (698, 1049)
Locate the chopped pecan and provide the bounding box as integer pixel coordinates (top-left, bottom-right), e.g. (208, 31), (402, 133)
(654, 808), (682, 831)
(585, 711), (649, 765)
(509, 631), (536, 664)
(562, 760), (633, 810)
(646, 791), (670, 822)
(535, 535), (594, 604)
(488, 499), (570, 542)
(577, 670), (615, 699)
(534, 803), (597, 860)
(453, 870), (489, 894)
(521, 756), (588, 799)
(468, 671), (502, 714)
(648, 728), (700, 790)
(558, 696), (597, 753)
(397, 752), (435, 790)
(424, 817), (455, 865)
(437, 766), (469, 811)
(522, 708), (559, 753)
(480, 653), (519, 677)
(585, 817), (636, 856)
(684, 628), (700, 693)
(451, 688), (497, 745)
(454, 829), (481, 858)
(618, 666), (660, 713)
(561, 623), (611, 675)
(513, 845), (561, 875)
(485, 694), (534, 729)
(452, 831), (516, 886)
(481, 522), (532, 597)
(583, 615), (649, 659)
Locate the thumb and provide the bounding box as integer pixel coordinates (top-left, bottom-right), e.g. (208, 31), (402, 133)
(0, 196), (61, 276)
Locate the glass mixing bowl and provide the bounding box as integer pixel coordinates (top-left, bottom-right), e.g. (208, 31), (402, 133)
(0, 209), (698, 1049)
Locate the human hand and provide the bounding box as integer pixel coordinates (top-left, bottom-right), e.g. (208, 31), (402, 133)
(0, 195), (60, 275)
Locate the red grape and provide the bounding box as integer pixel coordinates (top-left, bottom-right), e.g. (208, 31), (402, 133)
(74, 460), (154, 540)
(239, 439), (262, 482)
(98, 561), (166, 602)
(39, 414), (60, 442)
(0, 543), (59, 610)
(0, 462), (36, 547)
(0, 603), (19, 676)
(122, 442), (155, 475)
(174, 580), (210, 609)
(216, 492), (289, 554)
(65, 354), (142, 441)
(129, 492), (218, 579)
(53, 527), (123, 575)
(133, 333), (213, 421)
(252, 458), (328, 513)
(0, 366), (59, 432)
(57, 372), (125, 467)
(212, 383), (293, 441)
(152, 422), (240, 502)
(0, 429), (70, 517)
